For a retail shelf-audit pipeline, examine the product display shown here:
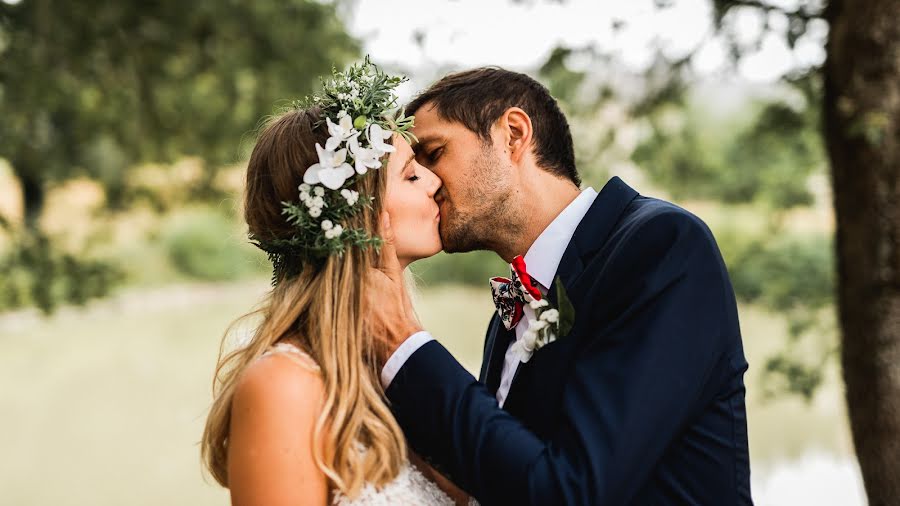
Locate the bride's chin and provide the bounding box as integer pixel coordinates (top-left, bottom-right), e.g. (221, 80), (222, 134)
(406, 241), (443, 267)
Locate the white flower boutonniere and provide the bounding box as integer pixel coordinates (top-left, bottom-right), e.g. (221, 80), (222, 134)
(509, 276), (576, 363)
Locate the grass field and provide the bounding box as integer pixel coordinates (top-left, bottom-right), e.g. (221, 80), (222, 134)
(0, 278), (860, 505)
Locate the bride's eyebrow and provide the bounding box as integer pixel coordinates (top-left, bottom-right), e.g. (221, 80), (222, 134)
(401, 153), (415, 173)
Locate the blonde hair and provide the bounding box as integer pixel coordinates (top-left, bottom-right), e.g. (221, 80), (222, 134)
(200, 107), (406, 498)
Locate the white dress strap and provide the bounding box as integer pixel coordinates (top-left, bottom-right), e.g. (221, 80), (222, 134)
(263, 341), (321, 372)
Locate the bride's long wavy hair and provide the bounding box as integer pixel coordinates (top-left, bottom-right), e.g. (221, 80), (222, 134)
(200, 106), (406, 497)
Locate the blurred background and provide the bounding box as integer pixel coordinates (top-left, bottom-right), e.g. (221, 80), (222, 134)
(2, 0), (897, 504)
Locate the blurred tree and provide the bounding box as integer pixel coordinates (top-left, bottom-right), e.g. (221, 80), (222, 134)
(537, 46), (623, 186)
(821, 0), (900, 501)
(0, 213), (122, 314)
(0, 0), (358, 227)
(633, 74), (824, 211)
(0, 0), (358, 315)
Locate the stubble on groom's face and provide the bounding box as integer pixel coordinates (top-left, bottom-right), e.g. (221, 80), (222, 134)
(412, 104), (517, 254)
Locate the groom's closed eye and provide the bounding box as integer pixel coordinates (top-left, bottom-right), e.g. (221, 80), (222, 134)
(416, 147), (443, 166)
(413, 138), (444, 166)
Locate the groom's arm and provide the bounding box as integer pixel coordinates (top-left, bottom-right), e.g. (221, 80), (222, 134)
(384, 211), (741, 505)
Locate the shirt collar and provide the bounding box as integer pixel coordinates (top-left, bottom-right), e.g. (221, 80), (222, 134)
(521, 187), (599, 289)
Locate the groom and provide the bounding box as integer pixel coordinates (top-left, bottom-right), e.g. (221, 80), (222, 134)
(372, 68), (752, 505)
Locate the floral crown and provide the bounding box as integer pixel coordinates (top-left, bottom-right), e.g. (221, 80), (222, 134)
(250, 57), (415, 284)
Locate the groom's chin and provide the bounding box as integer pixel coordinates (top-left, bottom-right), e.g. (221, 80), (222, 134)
(439, 240), (480, 255)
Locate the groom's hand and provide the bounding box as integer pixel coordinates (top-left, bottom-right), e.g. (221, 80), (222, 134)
(367, 212), (423, 366)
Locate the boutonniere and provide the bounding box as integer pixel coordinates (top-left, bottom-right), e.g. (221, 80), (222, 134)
(510, 276), (576, 363)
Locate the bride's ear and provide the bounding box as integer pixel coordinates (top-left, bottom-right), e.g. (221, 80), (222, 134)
(501, 107), (534, 164)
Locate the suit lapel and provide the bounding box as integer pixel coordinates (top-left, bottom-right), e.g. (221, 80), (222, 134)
(485, 321), (515, 395)
(551, 176), (640, 302)
(503, 177), (640, 411)
(479, 314), (502, 382)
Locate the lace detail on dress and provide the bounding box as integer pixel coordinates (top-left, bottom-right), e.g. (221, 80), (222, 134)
(262, 341), (321, 372)
(332, 463), (456, 506)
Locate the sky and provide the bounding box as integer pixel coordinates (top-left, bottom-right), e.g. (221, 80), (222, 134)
(346, 0), (827, 84)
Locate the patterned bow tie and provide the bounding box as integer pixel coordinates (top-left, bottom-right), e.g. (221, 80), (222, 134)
(490, 255), (544, 330)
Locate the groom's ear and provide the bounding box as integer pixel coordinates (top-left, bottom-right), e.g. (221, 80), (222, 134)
(500, 107), (534, 164)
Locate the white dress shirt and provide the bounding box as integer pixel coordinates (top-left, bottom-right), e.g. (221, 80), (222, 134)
(381, 188), (599, 407)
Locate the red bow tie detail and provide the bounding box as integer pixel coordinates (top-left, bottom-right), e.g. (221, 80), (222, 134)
(490, 255), (543, 330)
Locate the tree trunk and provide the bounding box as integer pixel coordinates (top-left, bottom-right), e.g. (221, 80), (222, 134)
(12, 153), (45, 231)
(824, 0), (900, 504)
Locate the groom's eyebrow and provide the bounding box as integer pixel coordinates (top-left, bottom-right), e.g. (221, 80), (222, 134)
(412, 136), (440, 154)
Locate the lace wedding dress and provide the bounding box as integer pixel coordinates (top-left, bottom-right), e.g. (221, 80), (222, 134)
(262, 342), (458, 506)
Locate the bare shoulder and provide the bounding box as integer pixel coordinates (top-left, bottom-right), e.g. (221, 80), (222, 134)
(232, 351), (325, 417)
(227, 351), (329, 504)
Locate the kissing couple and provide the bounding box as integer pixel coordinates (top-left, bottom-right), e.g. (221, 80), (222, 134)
(201, 59), (752, 505)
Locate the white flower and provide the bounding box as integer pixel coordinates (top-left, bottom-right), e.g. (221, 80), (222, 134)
(298, 183), (311, 193)
(314, 186), (325, 197)
(528, 319), (549, 332)
(308, 196), (325, 209)
(522, 330), (537, 351)
(309, 207), (322, 218)
(333, 225), (343, 237)
(529, 299), (550, 310)
(337, 110), (348, 119)
(304, 143), (354, 190)
(347, 134), (384, 174)
(540, 309), (559, 323)
(341, 189), (359, 206)
(325, 116), (357, 151)
(366, 123), (396, 154)
(299, 191), (310, 203)
(321, 220), (334, 231)
(509, 331), (538, 364)
(356, 148), (383, 174)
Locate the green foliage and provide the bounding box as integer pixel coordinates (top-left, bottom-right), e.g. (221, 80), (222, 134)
(726, 234), (834, 311)
(410, 251), (509, 288)
(162, 208), (267, 281)
(632, 109), (730, 199)
(537, 46), (619, 186)
(716, 227), (836, 401)
(538, 47), (588, 109)
(633, 91), (825, 210)
(0, 0), (359, 220)
(763, 354), (826, 401)
(0, 219), (123, 315)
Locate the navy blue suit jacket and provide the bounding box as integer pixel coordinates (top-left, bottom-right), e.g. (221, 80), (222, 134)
(386, 177), (752, 505)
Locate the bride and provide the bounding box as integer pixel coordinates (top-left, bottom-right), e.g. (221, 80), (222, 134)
(200, 60), (465, 505)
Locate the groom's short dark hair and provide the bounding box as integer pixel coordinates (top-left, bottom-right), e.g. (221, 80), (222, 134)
(406, 67), (580, 186)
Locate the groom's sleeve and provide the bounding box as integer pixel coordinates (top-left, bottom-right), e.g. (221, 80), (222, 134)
(385, 210), (740, 505)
